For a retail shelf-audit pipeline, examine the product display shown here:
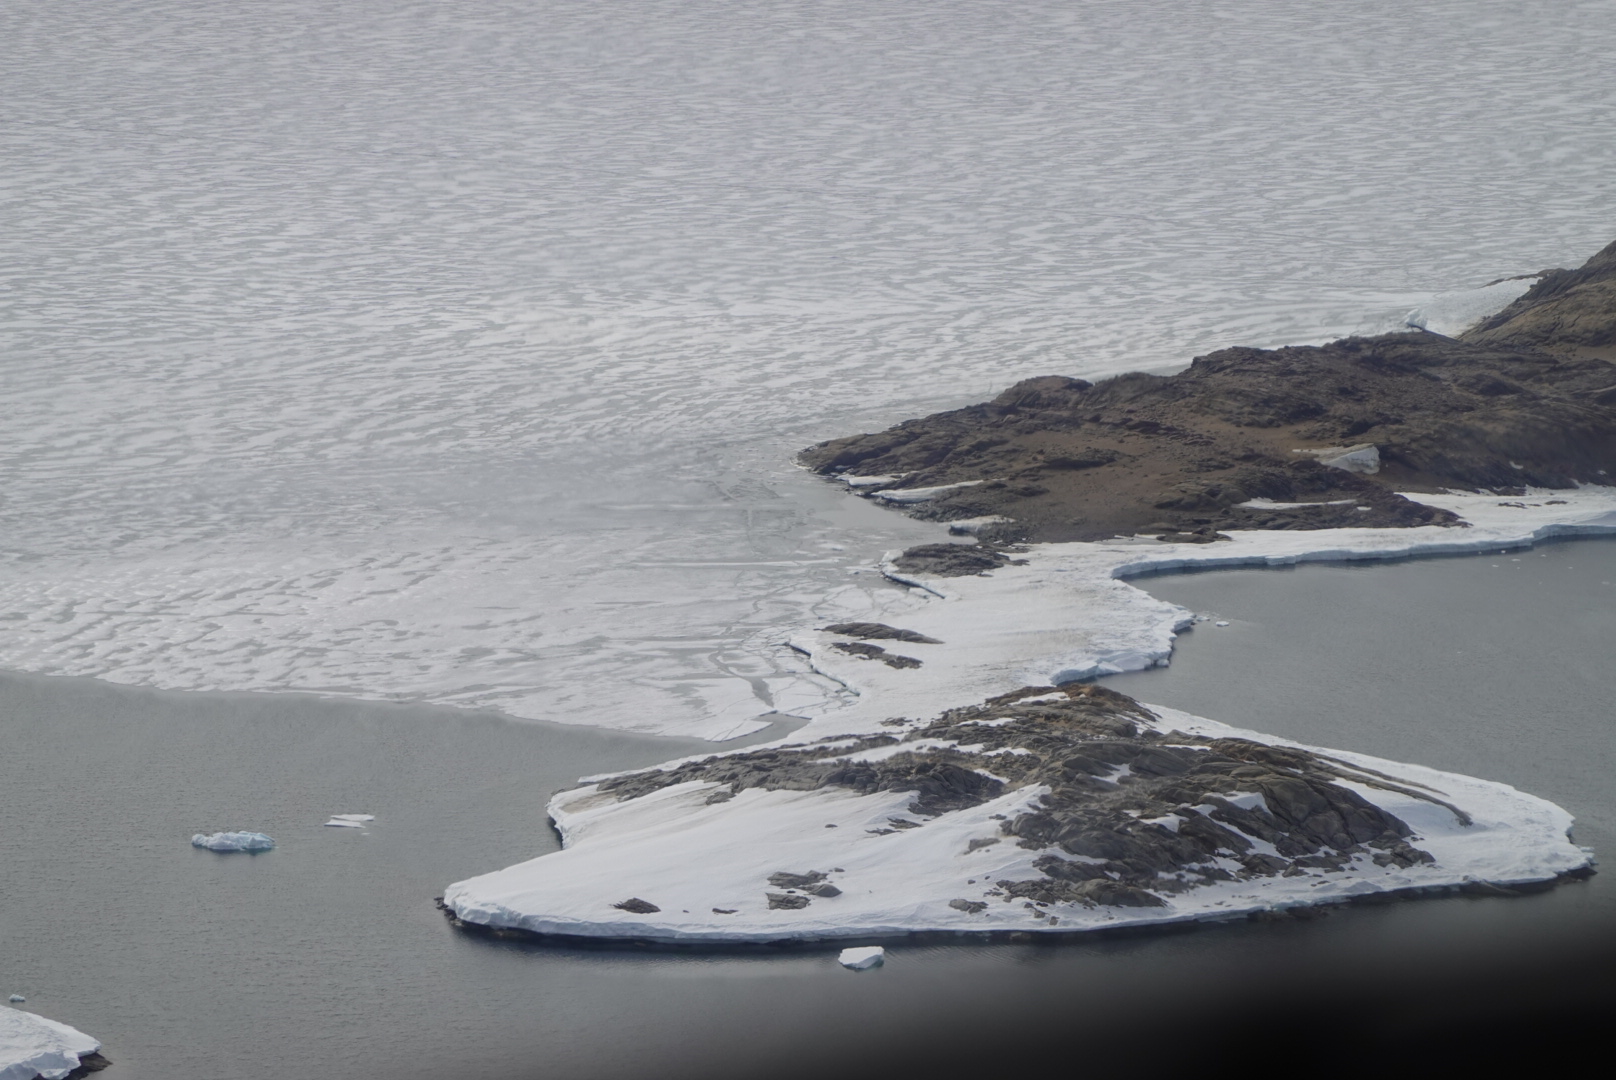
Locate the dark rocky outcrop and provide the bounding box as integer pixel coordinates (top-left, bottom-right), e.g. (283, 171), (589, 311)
(822, 622), (943, 644)
(613, 897), (661, 914)
(66, 1053), (111, 1078)
(596, 682), (1456, 909)
(767, 892), (811, 910)
(800, 239), (1616, 544)
(829, 641), (922, 668)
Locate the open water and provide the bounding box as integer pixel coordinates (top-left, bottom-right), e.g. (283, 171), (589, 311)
(3, 540), (1613, 1078)
(7, 1), (1616, 1074)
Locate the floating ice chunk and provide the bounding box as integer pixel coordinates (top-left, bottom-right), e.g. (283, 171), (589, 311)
(324, 813), (374, 828)
(1215, 620), (1230, 627)
(838, 946), (885, 970)
(0, 1008), (101, 1080)
(6, 996), (21, 1004)
(191, 831), (275, 852)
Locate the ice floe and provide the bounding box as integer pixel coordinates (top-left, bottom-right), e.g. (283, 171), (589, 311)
(0, 1008), (100, 1080)
(323, 814), (374, 828)
(838, 946), (885, 970)
(191, 831), (275, 852)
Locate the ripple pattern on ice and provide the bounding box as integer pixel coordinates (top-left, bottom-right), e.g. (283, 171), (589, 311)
(3, 1), (1615, 736)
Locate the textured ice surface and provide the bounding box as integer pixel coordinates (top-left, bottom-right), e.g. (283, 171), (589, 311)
(192, 831), (276, 852)
(0, 1009), (99, 1080)
(4, 1), (1616, 737)
(443, 492), (1611, 942)
(838, 947), (884, 971)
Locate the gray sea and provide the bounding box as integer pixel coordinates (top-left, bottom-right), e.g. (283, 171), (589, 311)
(6, 0), (1616, 1075)
(4, 538), (1613, 1078)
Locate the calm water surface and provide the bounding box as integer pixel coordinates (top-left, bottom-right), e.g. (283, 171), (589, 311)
(4, 540), (1614, 1078)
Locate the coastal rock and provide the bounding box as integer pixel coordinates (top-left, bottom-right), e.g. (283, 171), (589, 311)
(889, 543), (1017, 577)
(801, 239), (1616, 543)
(1464, 237), (1616, 359)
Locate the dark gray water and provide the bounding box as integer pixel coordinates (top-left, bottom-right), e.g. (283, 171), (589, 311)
(4, 539), (1614, 1078)
(1104, 536), (1616, 926)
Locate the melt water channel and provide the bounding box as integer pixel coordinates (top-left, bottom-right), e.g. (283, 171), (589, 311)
(4, 539), (1614, 1078)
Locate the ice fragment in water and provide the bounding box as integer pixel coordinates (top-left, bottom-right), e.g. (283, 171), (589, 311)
(324, 814), (374, 828)
(7, 994), (23, 1003)
(838, 946), (885, 970)
(191, 831), (275, 852)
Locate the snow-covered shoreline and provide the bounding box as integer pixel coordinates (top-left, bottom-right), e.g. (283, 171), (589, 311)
(0, 1009), (101, 1080)
(443, 488), (1615, 944)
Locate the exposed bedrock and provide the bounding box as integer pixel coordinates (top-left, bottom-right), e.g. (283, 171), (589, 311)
(597, 683), (1454, 909)
(800, 238), (1616, 544)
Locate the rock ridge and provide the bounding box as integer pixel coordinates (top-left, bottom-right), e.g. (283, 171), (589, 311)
(801, 239), (1616, 544)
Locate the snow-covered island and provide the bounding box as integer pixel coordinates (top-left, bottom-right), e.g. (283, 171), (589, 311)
(443, 240), (1616, 944)
(443, 490), (1612, 943)
(1, 1009), (104, 1080)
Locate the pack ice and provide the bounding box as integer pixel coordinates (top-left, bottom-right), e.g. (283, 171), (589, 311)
(442, 490), (1613, 943)
(0, 1009), (100, 1080)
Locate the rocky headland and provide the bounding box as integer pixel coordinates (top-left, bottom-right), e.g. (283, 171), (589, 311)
(801, 238), (1616, 547)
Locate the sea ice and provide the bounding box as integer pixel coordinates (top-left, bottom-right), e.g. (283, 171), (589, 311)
(838, 946), (885, 970)
(324, 814), (374, 828)
(0, 1008), (100, 1080)
(191, 831), (275, 853)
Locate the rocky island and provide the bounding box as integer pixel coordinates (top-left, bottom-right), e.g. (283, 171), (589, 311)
(442, 239), (1616, 944)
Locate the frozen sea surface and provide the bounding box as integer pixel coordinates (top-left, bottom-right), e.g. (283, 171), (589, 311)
(5, 0), (1616, 736)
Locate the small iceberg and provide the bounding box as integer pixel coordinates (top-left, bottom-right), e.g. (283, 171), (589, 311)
(838, 946), (885, 971)
(323, 814), (374, 829)
(191, 831), (275, 853)
(0, 1007), (102, 1080)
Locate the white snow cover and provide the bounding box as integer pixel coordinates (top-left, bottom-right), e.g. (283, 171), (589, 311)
(191, 831), (275, 852)
(443, 489), (1615, 942)
(0, 1009), (99, 1080)
(1402, 276), (1538, 337)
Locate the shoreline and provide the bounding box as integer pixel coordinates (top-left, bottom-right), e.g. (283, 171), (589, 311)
(436, 234), (1616, 945)
(441, 489), (1614, 944)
